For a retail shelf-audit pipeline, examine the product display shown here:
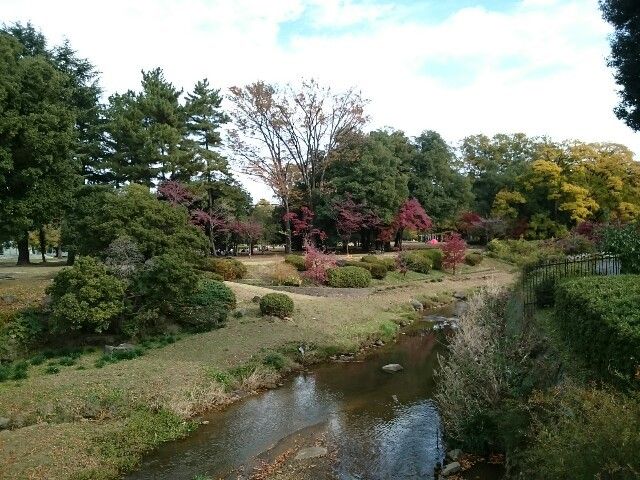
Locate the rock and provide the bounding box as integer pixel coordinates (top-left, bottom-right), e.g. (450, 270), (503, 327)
(442, 461), (461, 476)
(454, 301), (468, 317)
(447, 448), (462, 461)
(382, 363), (403, 373)
(424, 315), (449, 323)
(0, 417), (10, 430)
(453, 291), (467, 300)
(104, 343), (136, 354)
(251, 295), (261, 303)
(374, 339), (384, 347)
(410, 299), (423, 311)
(0, 295), (16, 304)
(294, 446), (328, 461)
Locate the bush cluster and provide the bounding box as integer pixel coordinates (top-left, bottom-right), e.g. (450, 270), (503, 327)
(422, 248), (444, 270)
(400, 251), (433, 274)
(284, 254), (306, 271)
(487, 239), (564, 266)
(202, 257), (247, 280)
(465, 252), (483, 266)
(327, 266), (372, 288)
(599, 223), (640, 273)
(554, 275), (640, 382)
(259, 293), (294, 318)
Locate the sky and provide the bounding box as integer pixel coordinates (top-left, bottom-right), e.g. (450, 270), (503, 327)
(2, 0), (637, 202)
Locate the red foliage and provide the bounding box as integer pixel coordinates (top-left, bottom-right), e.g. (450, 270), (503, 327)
(283, 206), (327, 242)
(440, 233), (467, 274)
(233, 219), (264, 242)
(157, 181), (194, 207)
(303, 240), (336, 284)
(335, 195), (365, 238)
(458, 211), (484, 236)
(395, 198), (433, 232)
(574, 221), (602, 241)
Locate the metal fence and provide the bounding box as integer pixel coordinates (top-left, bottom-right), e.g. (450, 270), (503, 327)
(522, 253), (621, 310)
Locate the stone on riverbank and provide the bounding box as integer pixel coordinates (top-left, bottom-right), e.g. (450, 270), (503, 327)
(294, 446), (328, 460)
(104, 343), (135, 354)
(447, 448), (462, 461)
(0, 417), (10, 430)
(441, 461), (461, 476)
(410, 299), (423, 311)
(382, 363), (403, 373)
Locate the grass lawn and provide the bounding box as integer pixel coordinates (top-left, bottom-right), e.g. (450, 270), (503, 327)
(0, 254), (515, 480)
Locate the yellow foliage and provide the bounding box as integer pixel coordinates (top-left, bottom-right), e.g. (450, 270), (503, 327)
(492, 189), (526, 219)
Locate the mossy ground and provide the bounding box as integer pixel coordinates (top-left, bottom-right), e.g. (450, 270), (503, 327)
(0, 254), (515, 479)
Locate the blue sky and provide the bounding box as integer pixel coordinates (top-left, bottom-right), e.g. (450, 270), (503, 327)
(2, 0), (637, 201)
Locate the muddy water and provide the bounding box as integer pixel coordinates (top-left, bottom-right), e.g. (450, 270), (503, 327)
(128, 308), (498, 480)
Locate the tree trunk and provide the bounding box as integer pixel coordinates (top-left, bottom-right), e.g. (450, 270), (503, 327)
(39, 227), (47, 263)
(17, 232), (30, 265)
(284, 198), (292, 254)
(394, 228), (404, 250)
(56, 243), (62, 258)
(67, 249), (76, 266)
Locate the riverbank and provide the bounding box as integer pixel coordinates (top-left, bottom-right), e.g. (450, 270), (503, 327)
(0, 258), (515, 480)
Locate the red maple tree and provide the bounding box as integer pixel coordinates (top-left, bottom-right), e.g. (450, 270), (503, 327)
(440, 233), (467, 274)
(392, 199), (433, 250)
(334, 195), (366, 255)
(283, 206), (326, 243)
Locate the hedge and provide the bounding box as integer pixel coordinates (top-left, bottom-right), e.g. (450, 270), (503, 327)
(554, 275), (640, 382)
(465, 252), (483, 266)
(327, 266), (372, 288)
(260, 293), (294, 318)
(284, 254), (306, 271)
(422, 248), (444, 270)
(181, 279), (236, 331)
(361, 255), (395, 272)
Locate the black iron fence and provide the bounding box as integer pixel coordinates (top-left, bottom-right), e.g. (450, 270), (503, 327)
(522, 253), (621, 310)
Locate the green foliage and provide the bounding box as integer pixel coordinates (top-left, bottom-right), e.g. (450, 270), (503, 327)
(523, 387), (640, 479)
(259, 293), (294, 318)
(48, 257), (126, 334)
(369, 262), (388, 280)
(284, 254), (306, 271)
(361, 255), (395, 272)
(557, 234), (595, 255)
(599, 223), (640, 273)
(554, 275), (640, 383)
(203, 257), (247, 280)
(0, 360), (29, 382)
(401, 251), (433, 274)
(180, 279), (235, 332)
(464, 252), (483, 266)
(0, 308), (46, 360)
(63, 184), (208, 261)
(130, 253), (200, 317)
(262, 352), (286, 371)
(422, 248), (444, 270)
(95, 348), (145, 368)
(327, 266), (372, 288)
(486, 239), (564, 266)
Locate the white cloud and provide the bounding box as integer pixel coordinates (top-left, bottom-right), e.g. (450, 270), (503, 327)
(2, 0), (637, 203)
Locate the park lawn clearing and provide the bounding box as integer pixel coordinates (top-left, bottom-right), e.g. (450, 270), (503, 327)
(0, 257), (515, 479)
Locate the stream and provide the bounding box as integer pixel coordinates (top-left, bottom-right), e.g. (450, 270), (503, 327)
(127, 306), (502, 480)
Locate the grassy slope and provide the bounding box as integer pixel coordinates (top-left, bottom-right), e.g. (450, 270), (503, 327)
(0, 256), (515, 480)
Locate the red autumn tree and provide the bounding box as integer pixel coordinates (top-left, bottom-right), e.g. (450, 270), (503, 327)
(157, 181), (195, 207)
(232, 219), (264, 256)
(303, 240), (336, 284)
(393, 198), (433, 250)
(440, 233), (467, 274)
(334, 194), (366, 255)
(283, 206), (326, 244)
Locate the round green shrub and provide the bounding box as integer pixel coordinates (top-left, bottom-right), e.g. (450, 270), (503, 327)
(465, 252), (483, 266)
(203, 258), (247, 280)
(327, 266), (372, 288)
(181, 279), (236, 332)
(284, 254), (306, 271)
(260, 293), (294, 318)
(402, 252), (433, 274)
(344, 260), (372, 271)
(47, 257), (126, 334)
(423, 248), (444, 270)
(369, 262), (388, 280)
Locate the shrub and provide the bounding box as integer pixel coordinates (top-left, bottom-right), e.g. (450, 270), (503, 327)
(47, 257), (126, 334)
(104, 235), (144, 279)
(326, 266), (372, 288)
(599, 223), (640, 273)
(557, 234), (595, 256)
(0, 308), (46, 360)
(203, 257), (247, 280)
(180, 280), (235, 332)
(487, 239), (564, 266)
(303, 241), (336, 284)
(369, 262), (388, 280)
(523, 387), (640, 479)
(259, 293), (294, 318)
(270, 263), (302, 286)
(554, 275), (640, 382)
(130, 254), (200, 314)
(465, 252), (483, 266)
(401, 252), (433, 274)
(361, 255), (395, 272)
(423, 248), (444, 270)
(263, 352), (286, 371)
(284, 254), (306, 271)
(534, 276), (557, 307)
